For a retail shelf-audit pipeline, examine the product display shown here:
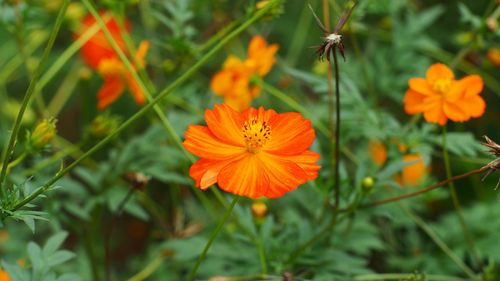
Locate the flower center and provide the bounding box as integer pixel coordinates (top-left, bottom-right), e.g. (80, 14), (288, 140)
(432, 78), (452, 93)
(242, 118), (271, 153)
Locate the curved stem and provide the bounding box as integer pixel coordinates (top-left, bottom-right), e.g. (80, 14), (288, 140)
(0, 0), (69, 196)
(442, 126), (480, 267)
(6, 152), (27, 171)
(9, 0), (278, 212)
(364, 166), (489, 208)
(186, 196), (240, 281)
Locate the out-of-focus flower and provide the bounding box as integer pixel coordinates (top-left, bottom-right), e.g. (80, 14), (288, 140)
(29, 118), (57, 149)
(183, 104), (320, 198)
(369, 140), (387, 166)
(76, 12), (149, 109)
(398, 154), (427, 186)
(211, 36), (278, 112)
(487, 48), (500, 67)
(0, 269), (11, 281)
(404, 63), (485, 125)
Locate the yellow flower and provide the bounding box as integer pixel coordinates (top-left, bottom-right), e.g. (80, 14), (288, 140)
(30, 118), (57, 149)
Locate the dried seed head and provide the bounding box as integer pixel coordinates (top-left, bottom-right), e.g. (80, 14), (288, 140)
(481, 135), (500, 190)
(482, 135), (500, 156)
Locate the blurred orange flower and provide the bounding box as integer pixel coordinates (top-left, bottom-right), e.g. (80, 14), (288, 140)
(369, 140), (387, 166)
(404, 63), (485, 125)
(0, 269), (11, 281)
(211, 36), (279, 112)
(183, 104), (320, 198)
(76, 12), (149, 109)
(487, 48), (500, 67)
(398, 154), (427, 186)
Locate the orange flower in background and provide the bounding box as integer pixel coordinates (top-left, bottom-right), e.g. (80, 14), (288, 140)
(369, 140), (387, 166)
(0, 269), (11, 281)
(183, 104), (320, 198)
(487, 48), (500, 66)
(76, 12), (149, 109)
(399, 154), (427, 186)
(96, 41), (149, 109)
(211, 36), (279, 112)
(404, 63), (485, 125)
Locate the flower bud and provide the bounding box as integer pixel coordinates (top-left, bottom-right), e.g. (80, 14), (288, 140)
(89, 113), (120, 138)
(251, 201), (268, 219)
(30, 118), (57, 149)
(361, 176), (375, 192)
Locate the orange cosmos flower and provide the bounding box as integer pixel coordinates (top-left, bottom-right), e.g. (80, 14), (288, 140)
(183, 104), (320, 198)
(210, 36), (279, 112)
(0, 269), (11, 281)
(76, 12), (149, 109)
(369, 140), (387, 166)
(397, 154), (427, 186)
(404, 63), (485, 125)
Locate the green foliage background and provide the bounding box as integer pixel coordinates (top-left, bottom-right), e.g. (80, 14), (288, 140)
(0, 0), (499, 280)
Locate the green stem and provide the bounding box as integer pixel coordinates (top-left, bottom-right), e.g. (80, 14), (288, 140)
(6, 152), (27, 171)
(354, 273), (468, 281)
(0, 0), (69, 197)
(256, 236), (268, 274)
(401, 205), (478, 280)
(441, 126), (480, 267)
(9, 0), (279, 212)
(186, 196), (240, 281)
(332, 48), (341, 209)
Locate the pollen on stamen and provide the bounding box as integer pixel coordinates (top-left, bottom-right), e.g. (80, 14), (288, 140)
(242, 118), (272, 153)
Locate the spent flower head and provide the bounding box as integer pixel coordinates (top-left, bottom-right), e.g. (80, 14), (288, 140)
(481, 136), (500, 189)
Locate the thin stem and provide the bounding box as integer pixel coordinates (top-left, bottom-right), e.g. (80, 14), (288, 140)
(442, 126), (480, 267)
(354, 273), (468, 281)
(126, 254), (165, 281)
(0, 0), (69, 197)
(186, 196), (240, 281)
(9, 0), (278, 212)
(364, 166), (489, 208)
(332, 48), (341, 209)
(256, 236), (268, 274)
(401, 205), (478, 280)
(6, 152), (27, 171)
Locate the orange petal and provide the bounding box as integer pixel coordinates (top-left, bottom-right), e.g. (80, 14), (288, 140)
(426, 63), (454, 83)
(443, 101), (468, 122)
(97, 77), (125, 110)
(248, 36), (267, 58)
(281, 150), (320, 180)
(259, 152), (309, 198)
(401, 154), (426, 186)
(241, 106), (277, 123)
(265, 112), (315, 155)
(217, 154), (270, 198)
(205, 104), (246, 146)
(458, 75), (483, 97)
(183, 125), (246, 160)
(135, 41), (150, 66)
(369, 141), (387, 166)
(189, 158), (238, 189)
(210, 70), (233, 96)
(408, 78), (435, 96)
(126, 73), (146, 105)
(404, 90), (427, 114)
(454, 95), (486, 118)
(422, 96), (447, 125)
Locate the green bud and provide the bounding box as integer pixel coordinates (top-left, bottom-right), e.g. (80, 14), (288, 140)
(30, 118), (57, 149)
(361, 176), (375, 192)
(89, 113), (121, 138)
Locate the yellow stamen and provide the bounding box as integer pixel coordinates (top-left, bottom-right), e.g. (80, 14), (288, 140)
(432, 78), (452, 93)
(242, 118), (271, 153)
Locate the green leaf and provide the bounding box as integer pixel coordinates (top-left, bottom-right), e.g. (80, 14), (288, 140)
(43, 232), (68, 256)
